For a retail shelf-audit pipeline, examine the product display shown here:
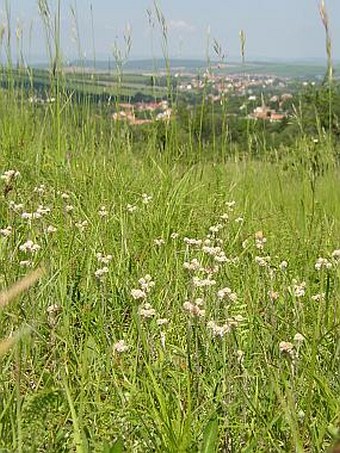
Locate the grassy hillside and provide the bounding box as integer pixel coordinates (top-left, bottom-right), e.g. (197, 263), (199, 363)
(0, 75), (340, 451)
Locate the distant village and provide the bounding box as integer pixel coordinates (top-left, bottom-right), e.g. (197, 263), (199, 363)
(178, 71), (295, 122)
(111, 72), (298, 125)
(112, 100), (172, 125)
(27, 69), (306, 126)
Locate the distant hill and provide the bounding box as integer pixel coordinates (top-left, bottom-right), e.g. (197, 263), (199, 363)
(68, 58), (340, 79)
(70, 58), (208, 72)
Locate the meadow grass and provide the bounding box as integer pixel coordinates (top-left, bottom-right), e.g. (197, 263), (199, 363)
(1, 91), (340, 451)
(0, 2), (340, 451)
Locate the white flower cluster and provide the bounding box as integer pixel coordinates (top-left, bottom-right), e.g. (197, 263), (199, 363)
(255, 255), (271, 267)
(113, 339), (129, 354)
(0, 226), (12, 237)
(217, 287), (237, 302)
(95, 252), (113, 281)
(184, 237), (202, 247)
(183, 298), (205, 317)
(255, 231), (267, 250)
(207, 316), (244, 338)
(279, 333), (305, 359)
(21, 205), (51, 221)
(183, 258), (202, 272)
(126, 204), (137, 213)
(75, 220), (88, 232)
(98, 206), (108, 217)
(139, 303), (157, 319)
(141, 193), (152, 204)
(315, 257), (332, 271)
(332, 249), (340, 261)
(96, 253), (113, 265)
(131, 274), (155, 300)
(94, 267), (109, 280)
(19, 240), (41, 253)
(291, 280), (306, 298)
(33, 184), (45, 195)
(154, 238), (165, 246)
(9, 201), (24, 212)
(138, 274), (155, 293)
(1, 169), (20, 184)
(192, 276), (216, 288)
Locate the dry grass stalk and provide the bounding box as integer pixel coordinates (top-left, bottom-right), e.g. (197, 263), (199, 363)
(0, 267), (45, 309)
(0, 327), (31, 358)
(239, 30), (246, 64)
(0, 268), (44, 358)
(319, 0), (333, 83)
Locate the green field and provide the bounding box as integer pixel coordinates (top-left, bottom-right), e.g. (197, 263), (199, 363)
(0, 67), (167, 100)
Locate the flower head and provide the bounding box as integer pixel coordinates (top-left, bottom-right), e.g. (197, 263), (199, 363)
(113, 339), (129, 354)
(1, 170), (20, 184)
(217, 287), (237, 302)
(139, 303), (157, 319)
(19, 240), (40, 253)
(138, 274), (155, 292)
(131, 288), (147, 300)
(279, 341), (295, 358)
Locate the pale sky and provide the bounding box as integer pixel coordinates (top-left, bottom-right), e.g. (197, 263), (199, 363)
(3, 0), (340, 62)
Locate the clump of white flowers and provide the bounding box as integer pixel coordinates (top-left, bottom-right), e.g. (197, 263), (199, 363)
(217, 287), (238, 302)
(192, 276), (216, 288)
(208, 223), (223, 234)
(255, 231), (267, 250)
(75, 220), (88, 232)
(183, 298), (205, 318)
(94, 266), (109, 281)
(96, 253), (113, 265)
(225, 200), (236, 211)
(131, 289), (147, 300)
(131, 274), (155, 300)
(207, 320), (231, 337)
(291, 280), (306, 298)
(98, 206), (108, 217)
(1, 169), (20, 184)
(138, 274), (155, 293)
(331, 249), (340, 261)
(139, 303), (157, 319)
(279, 260), (288, 271)
(33, 184), (45, 195)
(315, 257), (332, 271)
(0, 226), (12, 237)
(311, 293), (325, 302)
(9, 201), (24, 212)
(46, 225), (57, 234)
(113, 340), (129, 354)
(19, 260), (32, 268)
(126, 204), (137, 213)
(94, 252), (113, 282)
(279, 341), (295, 359)
(184, 237), (202, 247)
(141, 193), (152, 204)
(19, 240), (41, 253)
(255, 256), (271, 267)
(183, 258), (202, 272)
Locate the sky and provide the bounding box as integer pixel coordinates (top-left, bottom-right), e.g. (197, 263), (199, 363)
(2, 0), (340, 63)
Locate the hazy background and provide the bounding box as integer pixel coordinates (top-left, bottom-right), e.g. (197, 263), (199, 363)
(3, 0), (340, 63)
